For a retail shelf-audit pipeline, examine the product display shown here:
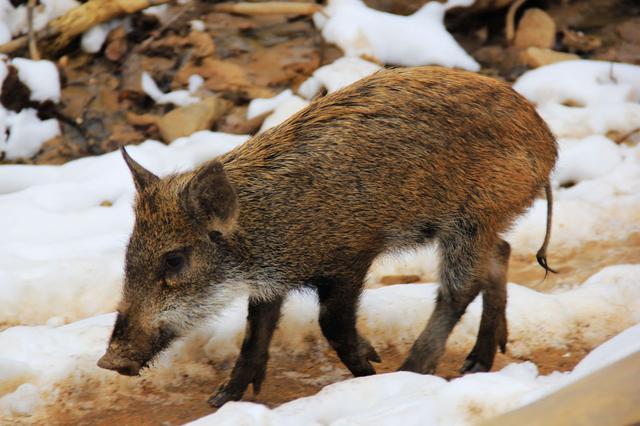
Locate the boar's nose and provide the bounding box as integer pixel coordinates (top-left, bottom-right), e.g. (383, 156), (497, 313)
(97, 352), (142, 376)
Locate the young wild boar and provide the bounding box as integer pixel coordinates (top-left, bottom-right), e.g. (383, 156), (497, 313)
(97, 66), (557, 407)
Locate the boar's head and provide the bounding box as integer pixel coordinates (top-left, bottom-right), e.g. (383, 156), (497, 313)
(98, 148), (244, 376)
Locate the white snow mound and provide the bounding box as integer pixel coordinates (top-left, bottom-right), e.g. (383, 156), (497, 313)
(0, 57), (61, 159)
(514, 60), (640, 139)
(314, 0), (479, 71)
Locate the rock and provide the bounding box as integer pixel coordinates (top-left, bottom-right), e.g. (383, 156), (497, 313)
(157, 96), (230, 142)
(520, 47), (580, 68)
(514, 8), (556, 49)
(562, 29), (601, 53)
(474, 45), (505, 66)
(379, 275), (422, 285)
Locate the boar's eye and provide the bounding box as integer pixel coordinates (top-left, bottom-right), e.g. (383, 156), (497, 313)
(162, 250), (186, 274)
(208, 230), (223, 242)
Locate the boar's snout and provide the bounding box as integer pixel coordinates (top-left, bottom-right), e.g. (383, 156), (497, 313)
(97, 351), (142, 376)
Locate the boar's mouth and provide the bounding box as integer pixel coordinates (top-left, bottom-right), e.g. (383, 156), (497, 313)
(97, 326), (178, 377)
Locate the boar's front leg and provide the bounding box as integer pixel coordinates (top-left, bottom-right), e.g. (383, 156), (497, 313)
(208, 296), (283, 407)
(316, 275), (381, 376)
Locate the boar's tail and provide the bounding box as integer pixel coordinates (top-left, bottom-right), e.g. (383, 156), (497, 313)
(536, 181), (557, 278)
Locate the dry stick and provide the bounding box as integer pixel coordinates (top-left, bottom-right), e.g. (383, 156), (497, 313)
(212, 2), (322, 15)
(505, 0), (526, 42)
(615, 127), (640, 145)
(27, 0), (41, 60)
(0, 0), (173, 56)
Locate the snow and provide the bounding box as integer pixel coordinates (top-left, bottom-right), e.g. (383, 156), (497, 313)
(554, 135), (622, 186)
(0, 58), (61, 159)
(514, 60), (640, 139)
(297, 57), (382, 100)
(9, 58), (60, 102)
(3, 108), (60, 159)
(314, 0), (479, 71)
(81, 20), (123, 54)
(250, 91), (310, 133)
(141, 71), (201, 106)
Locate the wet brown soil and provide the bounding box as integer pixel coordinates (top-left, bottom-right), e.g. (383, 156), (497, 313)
(44, 345), (584, 426)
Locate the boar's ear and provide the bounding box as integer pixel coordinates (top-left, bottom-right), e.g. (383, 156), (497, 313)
(121, 147), (159, 192)
(183, 160), (238, 234)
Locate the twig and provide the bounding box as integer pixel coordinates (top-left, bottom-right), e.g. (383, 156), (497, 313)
(27, 0), (41, 60)
(212, 2), (322, 16)
(615, 127), (640, 145)
(608, 62), (618, 84)
(505, 0), (526, 43)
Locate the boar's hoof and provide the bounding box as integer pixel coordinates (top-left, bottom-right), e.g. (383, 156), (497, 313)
(460, 354), (491, 374)
(208, 383), (244, 408)
(358, 337), (382, 363)
(97, 354), (142, 376)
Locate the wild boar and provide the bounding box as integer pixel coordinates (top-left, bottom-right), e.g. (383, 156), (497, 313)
(97, 66), (557, 407)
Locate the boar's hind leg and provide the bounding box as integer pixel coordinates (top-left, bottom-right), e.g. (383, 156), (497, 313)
(208, 296), (283, 408)
(461, 238), (510, 373)
(317, 275), (381, 377)
(399, 224), (493, 374)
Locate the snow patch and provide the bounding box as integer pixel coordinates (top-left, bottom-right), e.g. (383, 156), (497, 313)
(314, 0), (479, 71)
(298, 57), (381, 100)
(514, 60), (640, 139)
(141, 71), (201, 106)
(0, 58), (61, 159)
(81, 20), (122, 53)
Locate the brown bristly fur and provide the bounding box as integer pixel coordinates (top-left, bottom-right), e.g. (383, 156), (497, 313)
(98, 66), (558, 407)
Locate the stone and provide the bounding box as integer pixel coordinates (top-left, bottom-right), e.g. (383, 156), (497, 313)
(157, 96), (230, 142)
(514, 8), (557, 49)
(520, 47), (580, 68)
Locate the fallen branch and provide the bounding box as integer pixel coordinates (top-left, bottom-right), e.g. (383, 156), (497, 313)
(212, 2), (322, 16)
(0, 0), (172, 56)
